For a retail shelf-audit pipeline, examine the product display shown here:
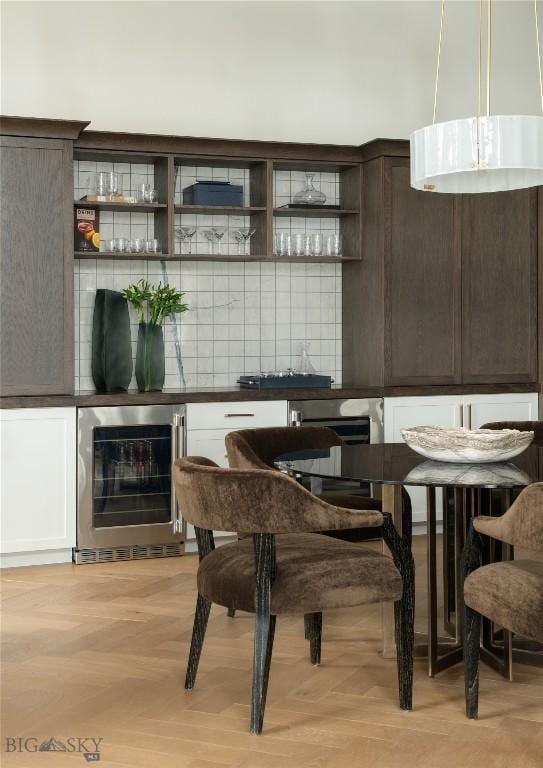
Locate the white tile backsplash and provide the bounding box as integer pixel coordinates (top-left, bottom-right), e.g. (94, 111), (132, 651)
(74, 259), (342, 391)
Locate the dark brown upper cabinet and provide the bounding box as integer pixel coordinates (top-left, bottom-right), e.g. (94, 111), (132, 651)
(0, 135), (74, 396)
(461, 189), (538, 384)
(384, 158), (461, 386)
(343, 143), (539, 389)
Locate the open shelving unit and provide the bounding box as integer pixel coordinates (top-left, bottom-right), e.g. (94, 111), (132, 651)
(73, 144), (363, 263)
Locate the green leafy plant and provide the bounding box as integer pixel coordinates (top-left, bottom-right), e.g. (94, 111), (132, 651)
(122, 279), (189, 326)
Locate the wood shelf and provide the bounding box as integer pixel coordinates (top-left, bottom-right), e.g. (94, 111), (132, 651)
(174, 204), (266, 216)
(75, 252), (359, 263)
(74, 201), (167, 212)
(75, 252), (170, 260)
(169, 254), (359, 263)
(274, 207), (359, 218)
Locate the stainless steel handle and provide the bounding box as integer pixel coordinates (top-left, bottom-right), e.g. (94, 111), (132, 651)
(224, 413), (255, 418)
(290, 409), (302, 427)
(171, 413), (185, 534)
(467, 403), (472, 430)
(459, 404), (464, 428)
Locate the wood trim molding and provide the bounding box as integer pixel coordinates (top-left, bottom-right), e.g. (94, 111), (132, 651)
(75, 130), (363, 164)
(360, 138), (410, 162)
(0, 116), (90, 140)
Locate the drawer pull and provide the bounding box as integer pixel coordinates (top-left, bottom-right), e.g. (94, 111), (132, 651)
(224, 413), (255, 418)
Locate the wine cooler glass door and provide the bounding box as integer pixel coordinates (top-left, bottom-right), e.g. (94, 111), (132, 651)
(93, 424), (172, 529)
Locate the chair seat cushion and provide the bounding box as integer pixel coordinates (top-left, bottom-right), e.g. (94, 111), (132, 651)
(464, 560), (543, 642)
(197, 533), (402, 615)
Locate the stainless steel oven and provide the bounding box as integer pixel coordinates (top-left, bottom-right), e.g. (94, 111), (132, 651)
(76, 405), (185, 564)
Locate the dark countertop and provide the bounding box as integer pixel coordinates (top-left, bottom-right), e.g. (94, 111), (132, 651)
(0, 385), (382, 409)
(0, 382), (538, 409)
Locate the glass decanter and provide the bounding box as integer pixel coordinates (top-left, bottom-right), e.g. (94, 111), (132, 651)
(293, 172), (327, 206)
(295, 341), (316, 375)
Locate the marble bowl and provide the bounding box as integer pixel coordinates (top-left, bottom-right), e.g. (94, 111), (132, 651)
(400, 425), (534, 464)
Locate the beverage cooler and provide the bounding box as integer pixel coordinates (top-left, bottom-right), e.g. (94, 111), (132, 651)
(76, 405), (185, 564)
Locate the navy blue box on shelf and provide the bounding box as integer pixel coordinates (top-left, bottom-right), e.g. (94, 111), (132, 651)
(183, 181), (243, 206)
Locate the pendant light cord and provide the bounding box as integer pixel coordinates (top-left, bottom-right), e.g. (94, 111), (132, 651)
(536, 0), (543, 113)
(433, 0), (445, 124)
(486, 0), (492, 115)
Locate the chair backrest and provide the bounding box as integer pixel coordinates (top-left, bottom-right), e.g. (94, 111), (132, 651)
(225, 426), (341, 471)
(482, 421), (543, 447)
(173, 456), (382, 534)
(474, 482), (543, 552)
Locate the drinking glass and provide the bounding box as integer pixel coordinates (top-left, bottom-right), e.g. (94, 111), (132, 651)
(303, 233), (312, 257)
(109, 172), (122, 197)
(131, 238), (146, 254)
(148, 188), (159, 203)
(284, 233), (293, 257)
(96, 171), (110, 197)
(275, 231), (287, 256)
(145, 238), (161, 253)
(211, 226), (226, 255)
(311, 233), (323, 257)
(114, 237), (130, 253)
(326, 232), (341, 257)
(175, 225), (197, 254)
(135, 183), (150, 203)
(202, 229), (215, 255)
(293, 233), (304, 257)
(232, 227), (256, 256)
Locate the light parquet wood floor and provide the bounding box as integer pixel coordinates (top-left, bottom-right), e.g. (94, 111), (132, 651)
(1, 537), (542, 768)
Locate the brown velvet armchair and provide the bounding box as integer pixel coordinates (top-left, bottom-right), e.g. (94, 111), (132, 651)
(461, 482), (543, 719)
(225, 426), (413, 543)
(173, 456), (414, 735)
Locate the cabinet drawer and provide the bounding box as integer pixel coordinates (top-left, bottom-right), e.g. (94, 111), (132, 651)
(187, 400), (287, 431)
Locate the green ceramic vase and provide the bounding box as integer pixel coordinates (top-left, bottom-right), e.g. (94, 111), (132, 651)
(135, 322), (165, 392)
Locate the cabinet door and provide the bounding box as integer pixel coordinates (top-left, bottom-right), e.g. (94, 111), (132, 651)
(0, 408), (76, 554)
(461, 190), (537, 383)
(0, 137), (73, 395)
(384, 159), (461, 385)
(466, 393), (539, 429)
(384, 396), (463, 523)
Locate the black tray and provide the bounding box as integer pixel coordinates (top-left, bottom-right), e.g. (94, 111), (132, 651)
(238, 374), (333, 390)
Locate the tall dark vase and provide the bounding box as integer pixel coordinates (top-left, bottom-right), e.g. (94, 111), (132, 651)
(135, 322), (165, 392)
(91, 289), (133, 393)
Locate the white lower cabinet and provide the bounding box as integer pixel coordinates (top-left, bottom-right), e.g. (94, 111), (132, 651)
(0, 408), (77, 567)
(384, 392), (538, 524)
(184, 401), (288, 545)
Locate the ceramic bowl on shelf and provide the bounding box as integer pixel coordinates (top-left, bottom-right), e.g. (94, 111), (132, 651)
(400, 425), (534, 464)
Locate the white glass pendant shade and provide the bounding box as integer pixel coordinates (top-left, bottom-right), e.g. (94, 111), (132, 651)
(411, 114), (543, 193)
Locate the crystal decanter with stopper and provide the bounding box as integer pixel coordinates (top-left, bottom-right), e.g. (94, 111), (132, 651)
(295, 341), (316, 374)
(293, 173), (327, 206)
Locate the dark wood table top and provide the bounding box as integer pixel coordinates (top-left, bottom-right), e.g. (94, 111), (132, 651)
(275, 442), (543, 489)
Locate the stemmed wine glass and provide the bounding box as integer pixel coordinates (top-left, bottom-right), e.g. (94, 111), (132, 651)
(233, 227), (256, 256)
(175, 225), (197, 255)
(201, 226), (226, 255)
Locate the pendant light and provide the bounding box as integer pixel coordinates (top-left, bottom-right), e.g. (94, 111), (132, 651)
(410, 0), (543, 193)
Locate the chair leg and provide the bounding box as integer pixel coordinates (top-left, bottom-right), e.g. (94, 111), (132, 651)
(227, 608), (236, 618)
(185, 593), (211, 690)
(463, 604), (481, 719)
(251, 612), (276, 734)
(383, 513), (414, 711)
(306, 612), (322, 665)
(394, 577), (414, 711)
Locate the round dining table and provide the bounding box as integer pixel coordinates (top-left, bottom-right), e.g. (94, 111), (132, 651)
(275, 442), (543, 678)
